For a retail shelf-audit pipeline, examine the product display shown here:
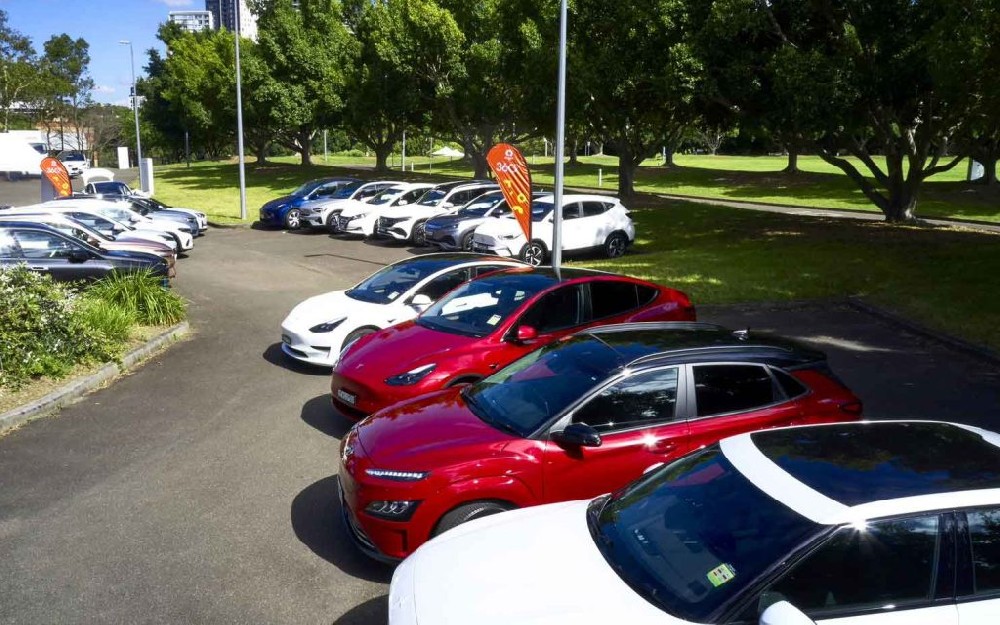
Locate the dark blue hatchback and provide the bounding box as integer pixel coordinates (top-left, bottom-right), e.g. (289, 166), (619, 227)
(258, 177), (359, 229)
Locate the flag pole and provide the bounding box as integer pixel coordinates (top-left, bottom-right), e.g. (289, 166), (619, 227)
(551, 0), (568, 279)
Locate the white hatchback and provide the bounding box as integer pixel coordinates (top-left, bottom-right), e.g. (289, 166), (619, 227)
(300, 180), (403, 229)
(279, 253), (523, 367)
(390, 420), (1000, 625)
(335, 183), (435, 237)
(471, 193), (635, 265)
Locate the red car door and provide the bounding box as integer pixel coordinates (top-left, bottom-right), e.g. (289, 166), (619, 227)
(541, 366), (692, 503)
(685, 363), (805, 452)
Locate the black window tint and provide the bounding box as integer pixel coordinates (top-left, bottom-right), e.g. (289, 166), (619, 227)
(14, 230), (77, 260)
(581, 201), (610, 217)
(417, 268), (471, 301)
(399, 189), (423, 204)
(590, 281), (640, 320)
(0, 230), (23, 257)
(518, 285), (582, 333)
(562, 201), (582, 220)
(773, 369), (808, 399)
(767, 516), (941, 616)
(472, 264), (511, 278)
(573, 368), (679, 432)
(448, 191), (471, 205)
(694, 364), (778, 417)
(636, 284), (658, 306)
(969, 508), (1000, 595)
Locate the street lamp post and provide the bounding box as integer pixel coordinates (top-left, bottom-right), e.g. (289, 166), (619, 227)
(119, 40), (143, 189)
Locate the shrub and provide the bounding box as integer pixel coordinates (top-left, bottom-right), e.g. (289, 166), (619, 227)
(87, 271), (187, 326)
(75, 295), (137, 348)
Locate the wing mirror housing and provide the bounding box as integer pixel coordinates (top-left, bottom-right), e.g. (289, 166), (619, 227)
(410, 293), (433, 310)
(759, 602), (816, 625)
(551, 423), (602, 448)
(512, 325), (538, 343)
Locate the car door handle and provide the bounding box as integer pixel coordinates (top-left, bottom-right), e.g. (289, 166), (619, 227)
(27, 265), (48, 271)
(650, 439), (680, 454)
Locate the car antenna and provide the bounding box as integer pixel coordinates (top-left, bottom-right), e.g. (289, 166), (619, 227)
(733, 328), (750, 341)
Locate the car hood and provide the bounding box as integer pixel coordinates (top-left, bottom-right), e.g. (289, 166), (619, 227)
(262, 195), (293, 211)
(338, 199), (381, 218)
(354, 388), (511, 466)
(387, 204), (449, 220)
(473, 216), (523, 238)
(338, 320), (478, 380)
(425, 213), (476, 228)
(283, 290), (381, 329)
(391, 500), (677, 625)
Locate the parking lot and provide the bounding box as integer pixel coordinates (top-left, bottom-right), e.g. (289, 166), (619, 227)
(1, 225), (998, 623)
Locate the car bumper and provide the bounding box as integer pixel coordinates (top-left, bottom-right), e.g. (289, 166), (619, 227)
(337, 476), (404, 564)
(279, 326), (338, 367)
(425, 231), (461, 250)
(330, 371), (414, 419)
(471, 240), (513, 256)
(258, 209), (284, 226)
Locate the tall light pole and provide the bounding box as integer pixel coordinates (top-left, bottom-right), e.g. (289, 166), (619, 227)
(551, 0), (568, 278)
(119, 40), (143, 189)
(233, 0), (247, 220)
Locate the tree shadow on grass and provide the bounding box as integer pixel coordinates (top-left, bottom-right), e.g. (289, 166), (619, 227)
(291, 475), (395, 584)
(300, 394), (355, 439)
(330, 595), (388, 625)
(262, 343), (330, 376)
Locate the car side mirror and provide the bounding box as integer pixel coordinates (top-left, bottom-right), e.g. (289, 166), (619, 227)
(551, 423), (602, 448)
(759, 602), (816, 625)
(508, 325), (538, 344)
(68, 249), (91, 263)
(410, 293), (433, 309)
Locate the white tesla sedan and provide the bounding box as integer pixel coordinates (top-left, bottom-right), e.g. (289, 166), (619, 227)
(279, 253), (523, 367)
(335, 182), (435, 237)
(389, 420), (1000, 625)
(471, 193), (635, 265)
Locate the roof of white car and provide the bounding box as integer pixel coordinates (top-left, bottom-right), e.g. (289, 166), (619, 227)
(533, 193), (622, 204)
(721, 420), (1000, 526)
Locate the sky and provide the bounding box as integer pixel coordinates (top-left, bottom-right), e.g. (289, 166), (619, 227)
(0, 0), (188, 105)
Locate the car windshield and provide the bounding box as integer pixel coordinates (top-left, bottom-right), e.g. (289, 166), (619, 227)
(416, 189), (448, 206)
(590, 446), (820, 622)
(92, 182), (126, 194)
(292, 179), (333, 196)
(368, 187), (405, 205)
(463, 337), (625, 436)
(457, 193), (504, 217)
(530, 199), (554, 222)
(415, 272), (551, 337)
(331, 181), (364, 199)
(345, 257), (462, 305)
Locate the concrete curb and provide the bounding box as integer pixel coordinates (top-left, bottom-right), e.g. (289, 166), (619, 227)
(846, 298), (1000, 365)
(0, 321), (190, 434)
(207, 220), (251, 229)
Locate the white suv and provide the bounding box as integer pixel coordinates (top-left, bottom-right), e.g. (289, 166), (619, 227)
(471, 193), (635, 265)
(299, 180), (402, 230)
(374, 181), (498, 245)
(336, 183), (435, 237)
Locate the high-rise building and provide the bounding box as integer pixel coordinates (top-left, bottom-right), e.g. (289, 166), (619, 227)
(205, 0), (258, 41)
(168, 10), (215, 33)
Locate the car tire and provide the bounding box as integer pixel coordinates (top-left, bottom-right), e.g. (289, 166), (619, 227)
(460, 231), (475, 251)
(340, 326), (378, 356)
(326, 212), (338, 232)
(284, 209), (302, 230)
(519, 240), (547, 266)
(604, 231), (628, 259)
(411, 221), (428, 247)
(433, 501), (515, 537)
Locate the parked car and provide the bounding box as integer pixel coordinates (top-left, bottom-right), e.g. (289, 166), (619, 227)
(330, 267), (696, 417)
(0, 214), (177, 276)
(258, 177), (360, 229)
(388, 420), (1000, 625)
(299, 180), (403, 231)
(335, 183), (436, 237)
(71, 188), (204, 237)
(281, 254), (524, 367)
(338, 321), (862, 562)
(126, 197), (208, 234)
(472, 193), (635, 265)
(56, 150), (89, 177)
(0, 221), (170, 282)
(424, 190), (547, 251)
(374, 181), (499, 245)
(83, 180), (149, 199)
(0, 206), (178, 252)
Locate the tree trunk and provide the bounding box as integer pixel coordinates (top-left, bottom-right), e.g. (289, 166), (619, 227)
(470, 149), (489, 179)
(884, 192), (917, 223)
(616, 143), (637, 203)
(569, 138), (579, 165)
(374, 144), (391, 173)
(783, 148), (799, 174)
(663, 149), (675, 167)
(979, 156), (998, 186)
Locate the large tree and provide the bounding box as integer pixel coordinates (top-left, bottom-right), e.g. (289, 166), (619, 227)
(0, 10), (37, 132)
(37, 34), (94, 151)
(570, 0), (703, 201)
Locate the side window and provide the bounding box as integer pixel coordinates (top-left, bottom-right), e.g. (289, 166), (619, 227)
(773, 368), (808, 399)
(561, 201), (582, 220)
(416, 268), (471, 301)
(472, 264), (512, 278)
(492, 203), (512, 217)
(968, 508), (1000, 596)
(572, 368), (679, 432)
(590, 280), (640, 320)
(314, 184), (338, 198)
(355, 187), (381, 201)
(693, 364), (779, 417)
(398, 189), (423, 204)
(0, 230), (24, 258)
(765, 515), (941, 617)
(13, 230), (78, 260)
(447, 191), (471, 206)
(581, 201), (610, 217)
(517, 285), (582, 333)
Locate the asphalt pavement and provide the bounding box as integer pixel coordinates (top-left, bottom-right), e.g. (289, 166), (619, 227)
(0, 227), (998, 624)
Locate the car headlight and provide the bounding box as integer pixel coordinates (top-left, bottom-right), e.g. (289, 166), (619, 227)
(365, 500), (421, 521)
(385, 363), (436, 386)
(350, 212), (368, 221)
(309, 318), (346, 333)
(364, 468), (430, 481)
(498, 233), (520, 240)
(179, 226), (192, 233)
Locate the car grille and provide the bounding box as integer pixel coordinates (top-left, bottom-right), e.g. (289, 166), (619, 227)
(376, 216), (407, 236)
(337, 215), (351, 230)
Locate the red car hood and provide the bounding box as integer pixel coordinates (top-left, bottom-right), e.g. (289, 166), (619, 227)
(337, 320), (480, 380)
(354, 388), (510, 467)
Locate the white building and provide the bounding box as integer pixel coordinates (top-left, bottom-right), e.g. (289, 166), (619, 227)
(169, 10), (215, 33)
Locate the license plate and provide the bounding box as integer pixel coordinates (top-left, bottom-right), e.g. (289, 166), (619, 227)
(473, 243), (489, 252)
(337, 389), (357, 406)
(281, 334), (292, 345)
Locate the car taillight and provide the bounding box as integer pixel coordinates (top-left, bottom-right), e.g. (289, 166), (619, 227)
(839, 401), (863, 416)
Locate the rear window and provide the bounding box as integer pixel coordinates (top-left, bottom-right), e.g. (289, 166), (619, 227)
(694, 364), (778, 417)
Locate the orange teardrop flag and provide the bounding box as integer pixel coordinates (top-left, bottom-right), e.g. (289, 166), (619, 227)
(486, 143), (532, 244)
(40, 157), (72, 197)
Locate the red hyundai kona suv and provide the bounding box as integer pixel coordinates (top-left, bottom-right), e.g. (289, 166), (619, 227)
(330, 267), (696, 418)
(337, 322), (863, 561)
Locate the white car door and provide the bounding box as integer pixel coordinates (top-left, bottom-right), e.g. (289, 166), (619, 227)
(956, 507), (1000, 624)
(558, 200), (589, 250)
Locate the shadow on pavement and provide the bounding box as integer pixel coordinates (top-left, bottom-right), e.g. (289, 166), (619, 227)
(331, 595), (389, 625)
(291, 475), (395, 584)
(262, 343), (330, 376)
(301, 394), (354, 438)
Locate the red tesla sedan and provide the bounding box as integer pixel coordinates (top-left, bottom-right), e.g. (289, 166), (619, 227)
(337, 322), (863, 561)
(330, 267), (697, 418)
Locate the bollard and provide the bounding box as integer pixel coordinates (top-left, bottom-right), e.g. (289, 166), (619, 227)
(598, 168), (602, 188)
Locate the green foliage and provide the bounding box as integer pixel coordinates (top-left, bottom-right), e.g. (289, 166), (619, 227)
(74, 295), (137, 347)
(86, 271), (187, 326)
(0, 9), (39, 132)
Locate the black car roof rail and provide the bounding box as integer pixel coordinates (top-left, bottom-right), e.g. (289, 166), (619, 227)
(627, 343), (802, 368)
(582, 321), (727, 335)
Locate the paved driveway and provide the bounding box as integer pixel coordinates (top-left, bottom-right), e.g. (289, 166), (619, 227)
(0, 227), (997, 624)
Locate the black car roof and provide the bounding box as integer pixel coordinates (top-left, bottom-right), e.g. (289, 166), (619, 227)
(398, 252), (521, 266)
(749, 421), (1000, 506)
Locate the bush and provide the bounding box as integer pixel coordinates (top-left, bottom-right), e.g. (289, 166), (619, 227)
(75, 295), (137, 347)
(87, 271), (187, 326)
